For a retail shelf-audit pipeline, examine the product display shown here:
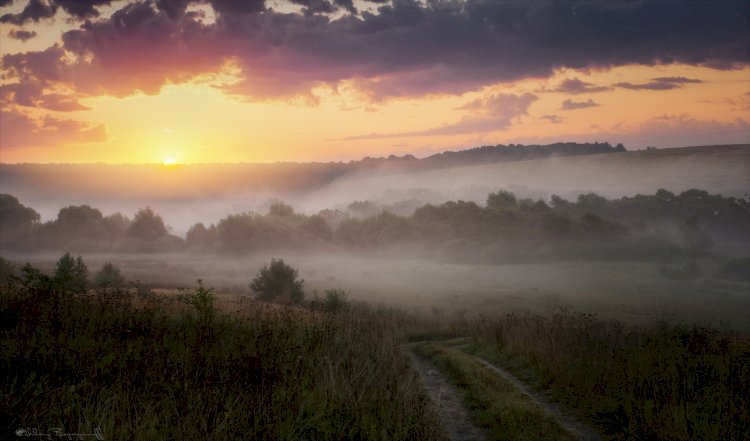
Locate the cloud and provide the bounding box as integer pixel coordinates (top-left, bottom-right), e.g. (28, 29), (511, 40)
(346, 92), (537, 139)
(1, 0), (748, 104)
(0, 83), (90, 111)
(553, 78), (609, 95)
(0, 107), (107, 149)
(615, 76), (703, 91)
(7, 29), (37, 41)
(540, 114), (563, 124)
(0, 0), (115, 24)
(0, 0), (55, 24)
(651, 76), (703, 84)
(561, 99), (598, 110)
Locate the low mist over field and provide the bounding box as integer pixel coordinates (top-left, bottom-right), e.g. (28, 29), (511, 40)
(2, 144), (748, 235)
(2, 143), (749, 330)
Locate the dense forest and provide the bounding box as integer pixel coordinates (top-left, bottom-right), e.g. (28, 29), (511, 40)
(2, 188), (748, 267)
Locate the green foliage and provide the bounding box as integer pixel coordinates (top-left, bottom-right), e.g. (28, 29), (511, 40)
(415, 342), (577, 441)
(180, 279), (215, 327)
(487, 190), (517, 209)
(53, 252), (88, 293)
(322, 288), (349, 313)
(466, 311), (750, 440)
(94, 262), (126, 290)
(250, 258), (305, 303)
(0, 264), (443, 440)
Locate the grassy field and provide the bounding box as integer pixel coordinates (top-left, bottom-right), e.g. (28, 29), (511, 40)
(0, 272), (445, 440)
(2, 257), (749, 440)
(410, 311), (750, 440)
(413, 341), (577, 441)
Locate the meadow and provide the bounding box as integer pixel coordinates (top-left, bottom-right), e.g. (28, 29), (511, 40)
(1, 254), (748, 440)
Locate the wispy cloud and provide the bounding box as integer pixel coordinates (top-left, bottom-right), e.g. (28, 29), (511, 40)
(344, 92), (538, 140)
(553, 78), (609, 95)
(561, 99), (598, 110)
(615, 76), (703, 91)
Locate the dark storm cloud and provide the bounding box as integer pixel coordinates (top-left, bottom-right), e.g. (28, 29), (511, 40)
(1, 0), (748, 105)
(0, 0), (55, 24)
(561, 99), (598, 110)
(0, 0), (115, 23)
(7, 29), (37, 40)
(615, 76), (704, 91)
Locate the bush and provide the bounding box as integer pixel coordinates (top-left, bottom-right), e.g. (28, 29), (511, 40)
(94, 262), (126, 290)
(250, 258), (304, 303)
(322, 289), (349, 313)
(53, 252), (88, 293)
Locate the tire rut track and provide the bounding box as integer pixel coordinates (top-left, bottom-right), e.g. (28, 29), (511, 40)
(405, 341), (602, 441)
(404, 343), (486, 441)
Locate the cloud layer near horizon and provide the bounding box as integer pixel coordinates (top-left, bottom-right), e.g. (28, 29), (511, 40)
(1, 0), (748, 109)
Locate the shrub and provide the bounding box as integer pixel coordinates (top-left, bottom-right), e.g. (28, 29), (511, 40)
(53, 252), (88, 293)
(250, 258), (304, 303)
(94, 262), (126, 290)
(180, 279), (215, 327)
(322, 288), (349, 313)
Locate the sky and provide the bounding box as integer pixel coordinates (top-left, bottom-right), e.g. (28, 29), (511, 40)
(0, 0), (748, 164)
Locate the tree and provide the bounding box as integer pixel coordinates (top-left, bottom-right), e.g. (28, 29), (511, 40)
(94, 262), (126, 290)
(269, 202), (295, 217)
(0, 194), (40, 248)
(250, 258), (304, 303)
(54, 252), (88, 293)
(487, 190), (517, 209)
(128, 207), (168, 241)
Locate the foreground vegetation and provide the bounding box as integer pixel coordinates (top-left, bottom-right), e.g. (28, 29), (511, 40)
(414, 341), (576, 441)
(2, 253), (748, 440)
(415, 311), (750, 440)
(0, 262), (444, 440)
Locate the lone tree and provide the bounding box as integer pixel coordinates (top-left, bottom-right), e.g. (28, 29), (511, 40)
(250, 258), (304, 303)
(94, 262), (126, 290)
(54, 252), (88, 293)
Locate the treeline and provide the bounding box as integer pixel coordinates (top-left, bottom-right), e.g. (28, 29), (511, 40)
(2, 189), (748, 262)
(0, 194), (183, 253)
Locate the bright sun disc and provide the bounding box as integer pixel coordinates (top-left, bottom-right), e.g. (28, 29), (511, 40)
(163, 157), (177, 166)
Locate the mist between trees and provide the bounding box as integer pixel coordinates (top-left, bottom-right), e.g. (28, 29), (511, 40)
(1, 188), (748, 267)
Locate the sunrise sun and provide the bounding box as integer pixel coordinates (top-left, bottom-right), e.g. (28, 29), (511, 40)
(163, 157), (177, 166)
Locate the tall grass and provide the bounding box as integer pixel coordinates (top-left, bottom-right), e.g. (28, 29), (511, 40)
(0, 270), (444, 440)
(468, 310), (750, 440)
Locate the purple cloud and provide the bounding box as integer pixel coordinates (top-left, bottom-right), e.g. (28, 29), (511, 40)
(553, 78), (609, 95)
(561, 99), (598, 110)
(0, 0), (747, 107)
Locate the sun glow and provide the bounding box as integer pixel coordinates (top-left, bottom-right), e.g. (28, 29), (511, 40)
(163, 157), (177, 166)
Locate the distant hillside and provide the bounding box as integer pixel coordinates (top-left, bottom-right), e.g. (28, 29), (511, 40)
(350, 142), (626, 172)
